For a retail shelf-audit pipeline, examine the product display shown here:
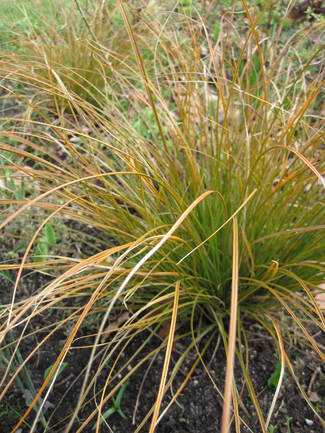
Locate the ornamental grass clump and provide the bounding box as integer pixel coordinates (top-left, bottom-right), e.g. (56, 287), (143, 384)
(0, 1), (324, 432)
(1, 0), (156, 108)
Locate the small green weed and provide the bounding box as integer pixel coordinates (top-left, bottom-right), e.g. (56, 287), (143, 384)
(44, 361), (67, 384)
(285, 416), (291, 433)
(92, 381), (128, 430)
(0, 334), (48, 428)
(0, 152), (26, 201)
(34, 223), (56, 262)
(268, 361), (283, 389)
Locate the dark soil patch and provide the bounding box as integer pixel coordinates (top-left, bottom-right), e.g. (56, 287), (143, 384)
(0, 296), (324, 433)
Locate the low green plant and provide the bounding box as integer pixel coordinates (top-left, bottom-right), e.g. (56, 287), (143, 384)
(34, 223), (56, 262)
(92, 380), (128, 430)
(268, 361), (283, 389)
(285, 415), (291, 433)
(44, 361), (67, 384)
(0, 151), (26, 201)
(0, 2), (324, 433)
(0, 333), (48, 428)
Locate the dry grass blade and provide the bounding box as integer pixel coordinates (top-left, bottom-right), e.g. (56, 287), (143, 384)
(156, 331), (216, 426)
(266, 316), (286, 428)
(286, 145), (325, 190)
(118, 190), (215, 298)
(240, 0), (267, 127)
(6, 197), (78, 328)
(149, 281), (180, 433)
(9, 242), (139, 433)
(178, 190), (256, 264)
(118, 0), (169, 154)
(221, 217), (239, 433)
(0, 171), (140, 231)
(65, 191), (214, 432)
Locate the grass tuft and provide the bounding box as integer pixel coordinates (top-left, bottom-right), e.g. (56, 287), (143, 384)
(0, 1), (324, 431)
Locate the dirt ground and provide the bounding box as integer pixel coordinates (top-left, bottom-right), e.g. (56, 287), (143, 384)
(0, 278), (324, 433)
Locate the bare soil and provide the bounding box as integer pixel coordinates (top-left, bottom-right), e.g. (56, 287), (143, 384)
(0, 274), (324, 433)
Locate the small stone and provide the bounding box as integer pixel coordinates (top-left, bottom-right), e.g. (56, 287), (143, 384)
(305, 418), (313, 426)
(309, 391), (319, 403)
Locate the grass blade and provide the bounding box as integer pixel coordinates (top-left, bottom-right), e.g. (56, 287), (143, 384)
(149, 281), (180, 433)
(221, 217), (239, 433)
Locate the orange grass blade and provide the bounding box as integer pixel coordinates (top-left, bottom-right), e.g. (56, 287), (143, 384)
(149, 281), (179, 433)
(285, 353), (325, 427)
(7, 197), (78, 327)
(286, 145), (325, 189)
(8, 241), (140, 433)
(241, 0), (268, 130)
(118, 190), (215, 296)
(65, 191), (215, 432)
(221, 217), (239, 433)
(0, 171), (149, 231)
(156, 331), (216, 425)
(241, 228), (255, 275)
(118, 0), (170, 155)
(178, 189), (257, 264)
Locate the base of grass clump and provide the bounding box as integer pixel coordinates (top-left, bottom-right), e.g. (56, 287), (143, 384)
(0, 299), (324, 432)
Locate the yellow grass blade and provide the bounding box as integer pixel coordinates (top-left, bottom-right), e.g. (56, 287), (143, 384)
(287, 145), (325, 190)
(7, 197), (78, 328)
(0, 171), (150, 231)
(241, 228), (255, 275)
(118, 190), (215, 296)
(178, 189), (257, 264)
(221, 217), (239, 433)
(149, 281), (179, 433)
